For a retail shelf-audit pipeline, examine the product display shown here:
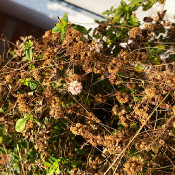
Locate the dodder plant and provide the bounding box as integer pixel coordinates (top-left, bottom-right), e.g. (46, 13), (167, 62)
(0, 0), (175, 174)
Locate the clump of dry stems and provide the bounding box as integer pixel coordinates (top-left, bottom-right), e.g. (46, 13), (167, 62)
(0, 1), (175, 174)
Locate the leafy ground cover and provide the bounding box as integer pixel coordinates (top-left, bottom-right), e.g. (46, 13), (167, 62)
(0, 0), (175, 174)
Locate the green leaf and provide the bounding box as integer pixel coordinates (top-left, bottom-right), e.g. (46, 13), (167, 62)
(44, 162), (52, 167)
(24, 113), (32, 119)
(117, 124), (124, 130)
(70, 159), (82, 168)
(107, 34), (117, 45)
(132, 122), (139, 131)
(52, 25), (62, 33)
(61, 31), (65, 40)
(28, 40), (33, 47)
(0, 108), (4, 113)
(110, 6), (114, 12)
(130, 14), (140, 26)
(130, 14), (134, 24)
(22, 40), (33, 61)
(112, 15), (120, 24)
(29, 64), (35, 70)
(134, 97), (140, 102)
(0, 136), (3, 143)
(94, 19), (99, 23)
(56, 167), (60, 174)
(114, 6), (124, 16)
(121, 0), (127, 8)
(102, 10), (109, 16)
(126, 11), (130, 20)
(20, 78), (29, 86)
(29, 80), (38, 90)
(56, 23), (63, 29)
(72, 24), (88, 34)
(48, 167), (55, 175)
(15, 118), (27, 132)
(135, 64), (143, 72)
(129, 0), (145, 11)
(62, 13), (68, 24)
(142, 0), (157, 11)
(49, 156), (58, 162)
(26, 49), (33, 60)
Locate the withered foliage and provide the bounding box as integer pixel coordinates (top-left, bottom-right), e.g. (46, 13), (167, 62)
(0, 6), (175, 175)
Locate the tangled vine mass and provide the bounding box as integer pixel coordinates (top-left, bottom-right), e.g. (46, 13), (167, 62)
(0, 0), (175, 174)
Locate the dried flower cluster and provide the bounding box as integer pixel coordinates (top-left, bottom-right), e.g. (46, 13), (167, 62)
(67, 80), (83, 95)
(123, 157), (144, 175)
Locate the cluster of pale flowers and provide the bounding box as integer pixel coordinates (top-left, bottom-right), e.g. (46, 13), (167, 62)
(89, 40), (103, 53)
(67, 80), (83, 95)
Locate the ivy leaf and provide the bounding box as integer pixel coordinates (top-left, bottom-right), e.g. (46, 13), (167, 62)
(15, 118), (27, 132)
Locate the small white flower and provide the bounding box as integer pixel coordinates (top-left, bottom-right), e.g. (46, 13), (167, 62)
(127, 39), (133, 44)
(119, 42), (127, 48)
(68, 80), (82, 95)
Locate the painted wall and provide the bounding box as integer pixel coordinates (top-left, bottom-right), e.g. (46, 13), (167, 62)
(0, 0), (174, 30)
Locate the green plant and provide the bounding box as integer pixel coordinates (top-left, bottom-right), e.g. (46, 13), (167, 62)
(0, 0), (175, 174)
(19, 78), (39, 90)
(15, 114), (33, 132)
(44, 156), (81, 174)
(52, 13), (69, 39)
(22, 40), (33, 61)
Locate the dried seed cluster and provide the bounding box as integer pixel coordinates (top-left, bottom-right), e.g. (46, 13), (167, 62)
(49, 96), (63, 119)
(123, 157), (144, 175)
(0, 7), (175, 175)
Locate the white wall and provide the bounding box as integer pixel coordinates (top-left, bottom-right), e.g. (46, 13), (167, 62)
(0, 0), (174, 30)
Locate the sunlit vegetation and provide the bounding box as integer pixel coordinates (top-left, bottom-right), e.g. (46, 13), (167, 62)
(0, 0), (175, 174)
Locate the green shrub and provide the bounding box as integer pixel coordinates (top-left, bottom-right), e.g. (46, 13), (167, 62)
(0, 0), (175, 174)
